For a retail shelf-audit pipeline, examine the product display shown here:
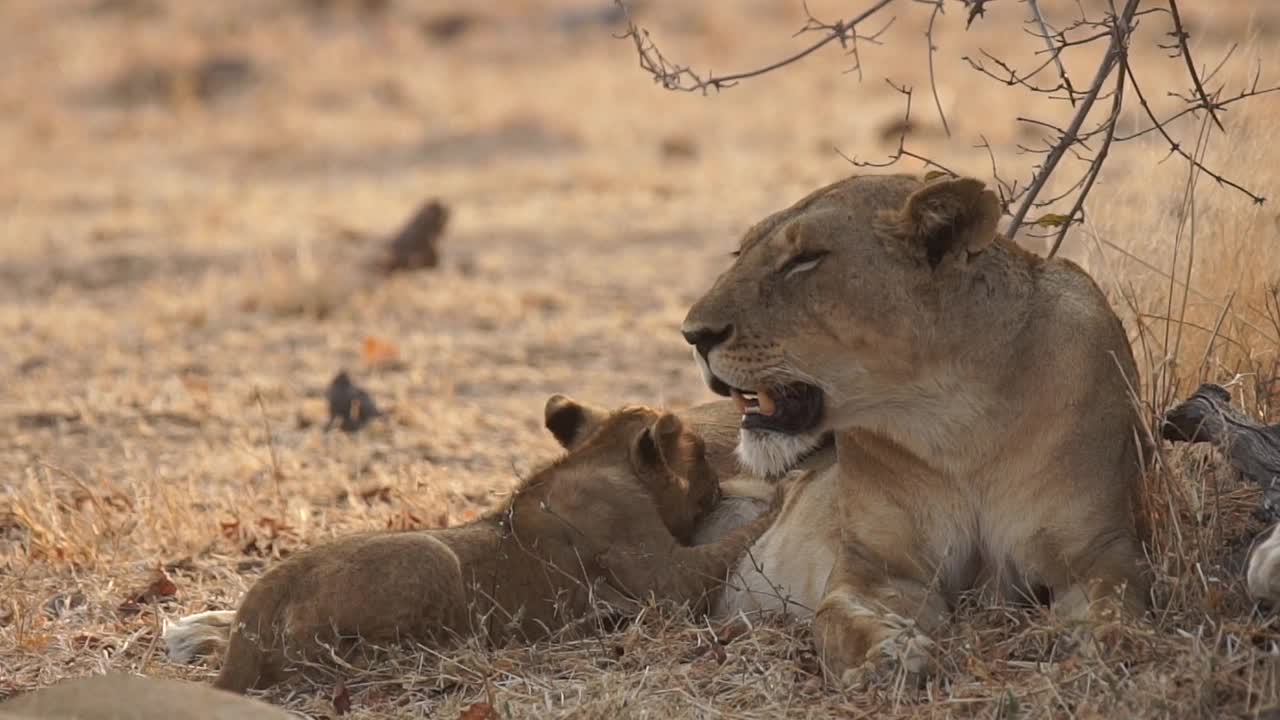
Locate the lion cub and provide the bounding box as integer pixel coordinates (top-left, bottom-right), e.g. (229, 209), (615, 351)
(206, 401), (773, 693)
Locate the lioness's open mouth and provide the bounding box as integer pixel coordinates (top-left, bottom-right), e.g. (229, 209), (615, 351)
(720, 380), (824, 435)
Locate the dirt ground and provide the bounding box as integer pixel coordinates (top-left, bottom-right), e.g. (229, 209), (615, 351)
(2, 0), (1280, 718)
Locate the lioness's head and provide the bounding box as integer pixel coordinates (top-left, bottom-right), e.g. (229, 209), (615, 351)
(681, 173), (1002, 441)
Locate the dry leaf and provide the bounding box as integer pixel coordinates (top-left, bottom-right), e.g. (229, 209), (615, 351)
(220, 516), (297, 557)
(714, 618), (750, 645)
(118, 569), (178, 614)
(332, 680), (352, 716)
(43, 591), (87, 619)
(458, 702), (500, 720)
(1031, 212), (1071, 228)
(180, 373), (210, 398)
(385, 510), (425, 531)
(361, 335), (401, 369)
(711, 643), (728, 665)
(355, 485), (393, 505)
(19, 633), (53, 652)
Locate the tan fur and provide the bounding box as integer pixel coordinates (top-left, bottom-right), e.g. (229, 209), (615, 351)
(681, 172), (1150, 683)
(546, 396), (842, 617)
(0, 674), (295, 719)
(1248, 523), (1280, 604)
(211, 403), (775, 693)
(713, 466), (841, 620)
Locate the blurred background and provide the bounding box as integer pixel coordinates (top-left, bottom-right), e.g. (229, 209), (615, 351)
(1, 0), (1278, 710)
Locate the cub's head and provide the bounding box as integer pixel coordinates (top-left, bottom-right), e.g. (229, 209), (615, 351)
(541, 395), (721, 543)
(681, 173), (1002, 439)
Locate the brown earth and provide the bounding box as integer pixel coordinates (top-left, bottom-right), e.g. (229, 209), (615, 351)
(2, 1), (1279, 717)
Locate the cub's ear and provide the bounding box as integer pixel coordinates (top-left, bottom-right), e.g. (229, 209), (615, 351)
(544, 394), (610, 450)
(632, 413), (718, 496)
(897, 176), (1001, 267)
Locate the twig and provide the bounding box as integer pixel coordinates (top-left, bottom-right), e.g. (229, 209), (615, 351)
(617, 0), (1274, 258)
(1113, 79), (1280, 143)
(615, 0), (898, 94)
(922, 0), (951, 136)
(837, 81), (959, 176)
(1164, 0), (1224, 131)
(1045, 32), (1126, 257)
(1005, 0), (1141, 243)
(1025, 0), (1077, 106)
(1122, 63), (1266, 204)
(252, 387), (285, 512)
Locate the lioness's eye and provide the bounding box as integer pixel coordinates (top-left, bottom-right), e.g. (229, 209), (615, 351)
(780, 251), (828, 279)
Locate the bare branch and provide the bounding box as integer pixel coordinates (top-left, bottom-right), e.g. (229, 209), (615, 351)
(1165, 0), (1225, 131)
(614, 0), (898, 94)
(1047, 41), (1127, 257)
(960, 0), (990, 29)
(921, 0), (952, 137)
(836, 81), (959, 176)
(1123, 62), (1267, 205)
(1113, 78), (1280, 143)
(1005, 0), (1142, 243)
(963, 49), (1085, 101)
(975, 134), (1019, 211)
(1025, 0), (1077, 106)
(616, 0), (1274, 258)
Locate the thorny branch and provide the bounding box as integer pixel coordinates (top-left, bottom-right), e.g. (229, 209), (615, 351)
(1164, 0), (1224, 131)
(838, 80), (958, 177)
(922, 0), (951, 137)
(616, 0), (1278, 257)
(1025, 0), (1077, 106)
(1004, 0), (1142, 244)
(1045, 28), (1128, 257)
(614, 0), (898, 94)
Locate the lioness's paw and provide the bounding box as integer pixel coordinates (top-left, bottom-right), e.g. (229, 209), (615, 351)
(1248, 524), (1280, 605)
(839, 618), (935, 690)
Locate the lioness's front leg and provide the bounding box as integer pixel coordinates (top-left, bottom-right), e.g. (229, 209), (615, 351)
(812, 539), (949, 686)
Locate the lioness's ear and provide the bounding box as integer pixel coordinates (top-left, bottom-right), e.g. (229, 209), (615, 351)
(544, 394), (610, 450)
(898, 177), (1001, 267)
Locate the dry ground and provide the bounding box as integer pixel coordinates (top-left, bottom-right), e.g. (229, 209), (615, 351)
(2, 0), (1279, 717)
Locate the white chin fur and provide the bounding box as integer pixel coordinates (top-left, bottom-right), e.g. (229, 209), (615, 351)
(691, 346), (823, 477)
(736, 428), (824, 478)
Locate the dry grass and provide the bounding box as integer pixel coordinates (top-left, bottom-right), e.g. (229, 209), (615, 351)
(2, 0), (1279, 717)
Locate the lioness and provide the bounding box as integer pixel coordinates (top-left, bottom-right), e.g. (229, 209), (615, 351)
(170, 401), (775, 693)
(680, 172), (1150, 682)
(0, 674), (294, 720)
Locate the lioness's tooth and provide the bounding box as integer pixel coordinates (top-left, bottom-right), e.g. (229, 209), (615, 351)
(731, 389), (749, 415)
(757, 389), (777, 416)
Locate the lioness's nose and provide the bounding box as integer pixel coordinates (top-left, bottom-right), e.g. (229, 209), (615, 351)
(681, 323), (733, 360)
